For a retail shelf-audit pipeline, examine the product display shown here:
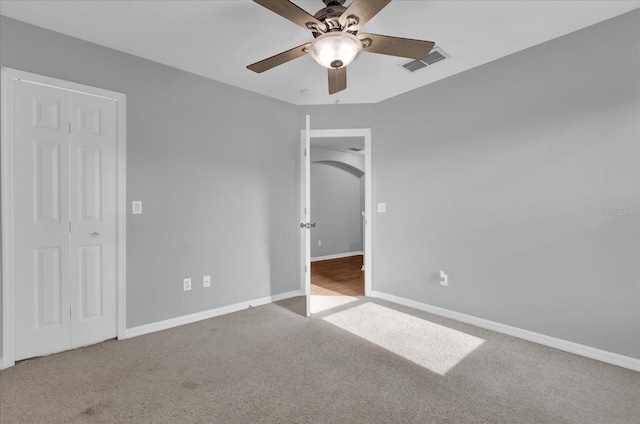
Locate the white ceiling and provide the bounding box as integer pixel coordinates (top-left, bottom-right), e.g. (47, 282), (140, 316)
(1, 0), (638, 105)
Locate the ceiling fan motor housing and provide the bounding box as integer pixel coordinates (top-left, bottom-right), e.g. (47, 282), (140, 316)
(313, 5), (349, 36)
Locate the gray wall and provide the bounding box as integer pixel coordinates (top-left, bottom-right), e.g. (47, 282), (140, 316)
(302, 10), (640, 359)
(1, 9), (639, 361)
(310, 147), (364, 257)
(0, 16), (301, 335)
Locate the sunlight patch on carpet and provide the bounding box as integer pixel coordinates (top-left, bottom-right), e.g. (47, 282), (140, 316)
(322, 302), (485, 375)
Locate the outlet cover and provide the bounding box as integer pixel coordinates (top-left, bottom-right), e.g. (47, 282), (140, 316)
(203, 275), (211, 288)
(132, 201), (142, 214)
(183, 278), (192, 291)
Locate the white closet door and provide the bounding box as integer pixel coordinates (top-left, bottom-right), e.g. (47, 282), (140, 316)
(13, 81), (72, 361)
(69, 92), (118, 348)
(11, 80), (119, 361)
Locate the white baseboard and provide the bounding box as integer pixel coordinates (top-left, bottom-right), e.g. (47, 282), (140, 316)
(123, 290), (304, 339)
(0, 358), (3, 370)
(311, 251), (363, 262)
(369, 291), (640, 372)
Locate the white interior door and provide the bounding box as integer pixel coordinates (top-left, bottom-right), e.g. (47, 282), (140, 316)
(13, 81), (72, 360)
(11, 80), (118, 361)
(69, 91), (118, 347)
(300, 115), (311, 316)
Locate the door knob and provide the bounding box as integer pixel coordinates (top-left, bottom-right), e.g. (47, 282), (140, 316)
(92, 232), (100, 238)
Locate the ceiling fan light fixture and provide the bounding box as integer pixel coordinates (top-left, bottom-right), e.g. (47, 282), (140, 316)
(248, 0), (434, 95)
(308, 31), (363, 69)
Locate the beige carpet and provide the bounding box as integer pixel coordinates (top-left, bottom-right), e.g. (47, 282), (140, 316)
(0, 296), (638, 423)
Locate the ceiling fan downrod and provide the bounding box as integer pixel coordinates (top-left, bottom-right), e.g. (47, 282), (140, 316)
(323, 0), (346, 6)
(313, 0), (349, 35)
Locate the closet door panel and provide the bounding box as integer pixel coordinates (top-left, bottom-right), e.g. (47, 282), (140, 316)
(69, 91), (118, 348)
(13, 81), (72, 361)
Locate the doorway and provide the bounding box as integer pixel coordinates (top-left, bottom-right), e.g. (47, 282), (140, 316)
(309, 137), (366, 296)
(1, 68), (127, 369)
(300, 124), (372, 315)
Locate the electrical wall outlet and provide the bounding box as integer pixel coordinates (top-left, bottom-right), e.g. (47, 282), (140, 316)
(203, 275), (211, 288)
(183, 278), (192, 291)
(439, 270), (448, 286)
(132, 201), (142, 214)
(318, 240), (322, 247)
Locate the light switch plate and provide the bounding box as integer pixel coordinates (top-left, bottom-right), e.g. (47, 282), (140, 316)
(132, 201), (142, 214)
(203, 275), (211, 288)
(183, 278), (192, 291)
(377, 203), (386, 213)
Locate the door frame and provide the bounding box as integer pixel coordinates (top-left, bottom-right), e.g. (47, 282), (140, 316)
(0, 67), (127, 369)
(300, 126), (372, 299)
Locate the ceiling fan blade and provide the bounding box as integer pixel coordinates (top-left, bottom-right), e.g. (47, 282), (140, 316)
(358, 33), (435, 60)
(247, 43), (311, 73)
(254, 0), (327, 32)
(339, 0), (391, 31)
(328, 67), (347, 95)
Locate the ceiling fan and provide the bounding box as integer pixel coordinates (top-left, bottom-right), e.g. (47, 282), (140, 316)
(247, 0), (435, 95)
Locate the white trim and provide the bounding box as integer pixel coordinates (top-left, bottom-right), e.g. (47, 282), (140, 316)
(3, 69), (124, 100)
(0, 67), (127, 369)
(302, 127), (372, 297)
(311, 251), (363, 262)
(303, 116), (311, 316)
(1, 67), (16, 369)
(369, 291), (640, 372)
(123, 290), (304, 339)
(116, 85), (127, 342)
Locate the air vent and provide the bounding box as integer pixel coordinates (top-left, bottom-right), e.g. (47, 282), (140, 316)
(400, 47), (449, 73)
(424, 49), (447, 65)
(402, 60), (428, 72)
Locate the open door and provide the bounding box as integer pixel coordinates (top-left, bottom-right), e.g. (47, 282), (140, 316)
(299, 121), (372, 315)
(300, 115), (311, 316)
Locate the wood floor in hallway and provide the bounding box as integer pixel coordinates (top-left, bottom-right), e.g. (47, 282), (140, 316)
(311, 255), (364, 296)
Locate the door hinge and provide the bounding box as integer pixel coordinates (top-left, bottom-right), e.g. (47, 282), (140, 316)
(69, 307), (72, 319)
(305, 148), (307, 157)
(68, 122), (71, 134)
(305, 265), (307, 273)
